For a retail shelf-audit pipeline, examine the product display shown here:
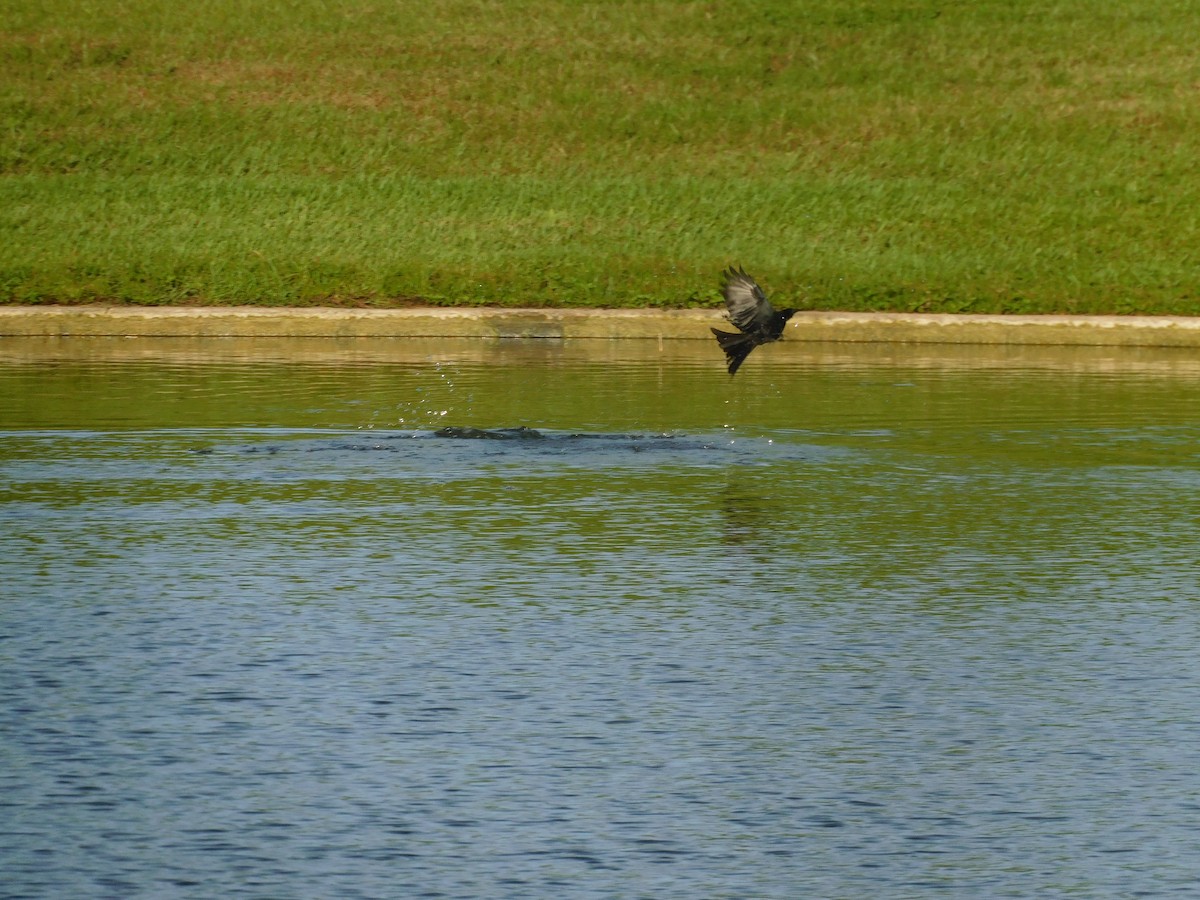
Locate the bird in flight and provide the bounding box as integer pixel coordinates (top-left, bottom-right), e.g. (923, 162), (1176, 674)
(710, 266), (797, 375)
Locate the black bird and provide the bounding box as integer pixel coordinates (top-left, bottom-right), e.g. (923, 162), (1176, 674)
(710, 266), (797, 375)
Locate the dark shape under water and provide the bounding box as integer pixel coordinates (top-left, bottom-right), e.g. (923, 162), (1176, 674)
(433, 426), (546, 440)
(431, 427), (688, 445)
(710, 266), (798, 375)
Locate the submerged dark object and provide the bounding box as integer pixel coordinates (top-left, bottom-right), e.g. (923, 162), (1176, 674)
(710, 266), (797, 375)
(433, 426), (545, 440)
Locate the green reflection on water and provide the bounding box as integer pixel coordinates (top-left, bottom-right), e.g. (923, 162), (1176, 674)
(2, 336), (1200, 438)
(2, 336), (1199, 614)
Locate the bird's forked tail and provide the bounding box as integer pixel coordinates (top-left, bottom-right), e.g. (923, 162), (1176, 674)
(710, 327), (755, 375)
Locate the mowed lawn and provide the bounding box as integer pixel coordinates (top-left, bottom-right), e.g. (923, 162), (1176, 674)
(3, 0), (1199, 312)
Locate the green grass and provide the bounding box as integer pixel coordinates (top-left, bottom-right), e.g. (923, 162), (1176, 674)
(3, 0), (1200, 312)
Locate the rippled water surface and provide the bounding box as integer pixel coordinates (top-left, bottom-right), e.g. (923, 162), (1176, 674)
(3, 336), (1200, 898)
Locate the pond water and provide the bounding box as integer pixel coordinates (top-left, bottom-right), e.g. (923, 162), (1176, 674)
(3, 336), (1200, 898)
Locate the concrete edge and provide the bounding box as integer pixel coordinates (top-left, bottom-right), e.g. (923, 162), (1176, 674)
(3, 306), (1200, 346)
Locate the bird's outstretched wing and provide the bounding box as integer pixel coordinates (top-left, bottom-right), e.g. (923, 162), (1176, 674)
(720, 266), (774, 333)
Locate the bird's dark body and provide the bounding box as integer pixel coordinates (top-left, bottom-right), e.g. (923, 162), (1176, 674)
(710, 266), (797, 375)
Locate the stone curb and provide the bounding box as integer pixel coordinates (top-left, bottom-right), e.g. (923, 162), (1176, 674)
(3, 306), (1200, 346)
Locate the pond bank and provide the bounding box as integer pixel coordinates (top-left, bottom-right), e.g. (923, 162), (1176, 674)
(3, 305), (1200, 346)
